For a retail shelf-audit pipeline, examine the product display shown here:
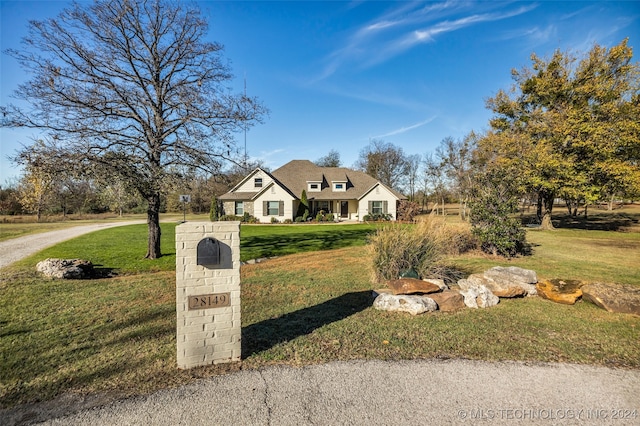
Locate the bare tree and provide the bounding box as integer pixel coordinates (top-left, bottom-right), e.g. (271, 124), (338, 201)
(405, 154), (421, 202)
(314, 150), (342, 167)
(436, 133), (478, 220)
(3, 0), (266, 258)
(355, 139), (409, 191)
(422, 152), (447, 215)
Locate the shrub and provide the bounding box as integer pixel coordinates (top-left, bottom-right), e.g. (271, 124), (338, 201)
(326, 213), (335, 222)
(219, 213), (259, 223)
(397, 200), (421, 222)
(469, 170), (529, 257)
(296, 190), (309, 219)
(270, 217), (280, 224)
(283, 218), (293, 224)
(363, 213), (392, 222)
(367, 214), (476, 284)
(209, 196), (218, 221)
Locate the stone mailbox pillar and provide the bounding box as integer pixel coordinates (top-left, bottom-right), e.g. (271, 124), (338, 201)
(176, 221), (241, 369)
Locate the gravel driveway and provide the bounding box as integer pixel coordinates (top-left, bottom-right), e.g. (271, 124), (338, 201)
(0, 221), (145, 269)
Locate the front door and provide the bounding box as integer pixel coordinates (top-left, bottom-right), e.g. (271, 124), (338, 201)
(340, 201), (349, 218)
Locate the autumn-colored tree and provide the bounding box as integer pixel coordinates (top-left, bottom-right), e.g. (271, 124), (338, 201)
(484, 39), (640, 229)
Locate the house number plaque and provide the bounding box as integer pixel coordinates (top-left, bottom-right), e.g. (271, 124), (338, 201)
(188, 293), (231, 310)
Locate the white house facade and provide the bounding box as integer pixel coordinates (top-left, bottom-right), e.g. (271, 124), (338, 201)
(220, 160), (406, 223)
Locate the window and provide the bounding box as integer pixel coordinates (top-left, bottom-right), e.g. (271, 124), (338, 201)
(333, 182), (345, 191)
(267, 201), (279, 215)
(254, 178), (263, 188)
(308, 182), (321, 192)
(263, 200), (284, 216)
(317, 201), (330, 212)
(235, 201), (244, 215)
(371, 201), (383, 214)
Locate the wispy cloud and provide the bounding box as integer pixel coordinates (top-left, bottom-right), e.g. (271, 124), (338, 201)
(317, 2), (537, 80)
(373, 116), (437, 139)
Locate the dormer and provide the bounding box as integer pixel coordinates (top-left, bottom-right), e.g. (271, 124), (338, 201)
(332, 181), (347, 192)
(307, 181), (322, 192)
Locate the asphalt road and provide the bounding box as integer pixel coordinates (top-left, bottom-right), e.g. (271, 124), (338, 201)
(3, 359), (639, 425)
(1, 223), (639, 425)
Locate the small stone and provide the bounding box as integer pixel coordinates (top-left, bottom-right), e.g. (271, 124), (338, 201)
(428, 291), (466, 312)
(582, 282), (640, 316)
(386, 278), (441, 295)
(373, 293), (438, 315)
(536, 279), (584, 305)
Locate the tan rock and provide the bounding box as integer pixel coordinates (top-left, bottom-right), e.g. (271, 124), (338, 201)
(386, 278), (441, 295)
(582, 282), (640, 316)
(428, 291), (466, 312)
(536, 279), (584, 305)
(466, 274), (528, 298)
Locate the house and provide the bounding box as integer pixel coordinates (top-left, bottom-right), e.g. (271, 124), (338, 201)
(219, 160), (406, 222)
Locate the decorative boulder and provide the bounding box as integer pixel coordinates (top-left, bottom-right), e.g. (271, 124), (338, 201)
(457, 279), (499, 308)
(465, 274), (527, 298)
(422, 278), (448, 291)
(582, 283), (640, 316)
(477, 266), (538, 297)
(373, 293), (438, 315)
(536, 279), (584, 305)
(386, 278), (441, 295)
(36, 258), (94, 279)
(428, 291), (466, 312)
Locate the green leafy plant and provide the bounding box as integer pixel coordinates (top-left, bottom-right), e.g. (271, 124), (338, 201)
(209, 196), (218, 221)
(469, 170), (529, 257)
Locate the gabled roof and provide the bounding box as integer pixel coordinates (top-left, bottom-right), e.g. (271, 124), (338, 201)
(270, 160), (406, 200)
(220, 159), (406, 201)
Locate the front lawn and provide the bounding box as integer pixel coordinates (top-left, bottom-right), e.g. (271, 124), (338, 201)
(1, 220), (638, 409)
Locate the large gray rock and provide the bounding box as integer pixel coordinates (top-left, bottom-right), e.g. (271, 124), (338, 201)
(480, 266), (538, 297)
(457, 279), (499, 308)
(582, 282), (640, 316)
(373, 293), (438, 315)
(36, 258), (93, 279)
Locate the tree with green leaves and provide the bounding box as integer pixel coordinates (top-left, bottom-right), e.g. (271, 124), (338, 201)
(296, 190), (309, 220)
(209, 195), (219, 221)
(2, 0), (266, 258)
(484, 39), (639, 229)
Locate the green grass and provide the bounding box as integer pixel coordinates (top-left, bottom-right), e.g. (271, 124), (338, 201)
(1, 219), (639, 409)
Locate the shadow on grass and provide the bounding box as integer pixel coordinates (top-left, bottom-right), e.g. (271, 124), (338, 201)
(553, 212), (640, 231)
(241, 228), (375, 260)
(242, 290), (372, 358)
(521, 211), (640, 231)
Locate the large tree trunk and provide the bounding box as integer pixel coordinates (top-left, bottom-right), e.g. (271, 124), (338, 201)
(146, 192), (162, 259)
(540, 191), (555, 230)
(536, 194), (543, 224)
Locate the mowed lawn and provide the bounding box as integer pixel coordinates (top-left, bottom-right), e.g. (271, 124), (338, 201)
(1, 217), (639, 409)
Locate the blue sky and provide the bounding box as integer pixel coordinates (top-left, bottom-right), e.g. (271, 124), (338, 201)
(1, 1), (638, 184)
